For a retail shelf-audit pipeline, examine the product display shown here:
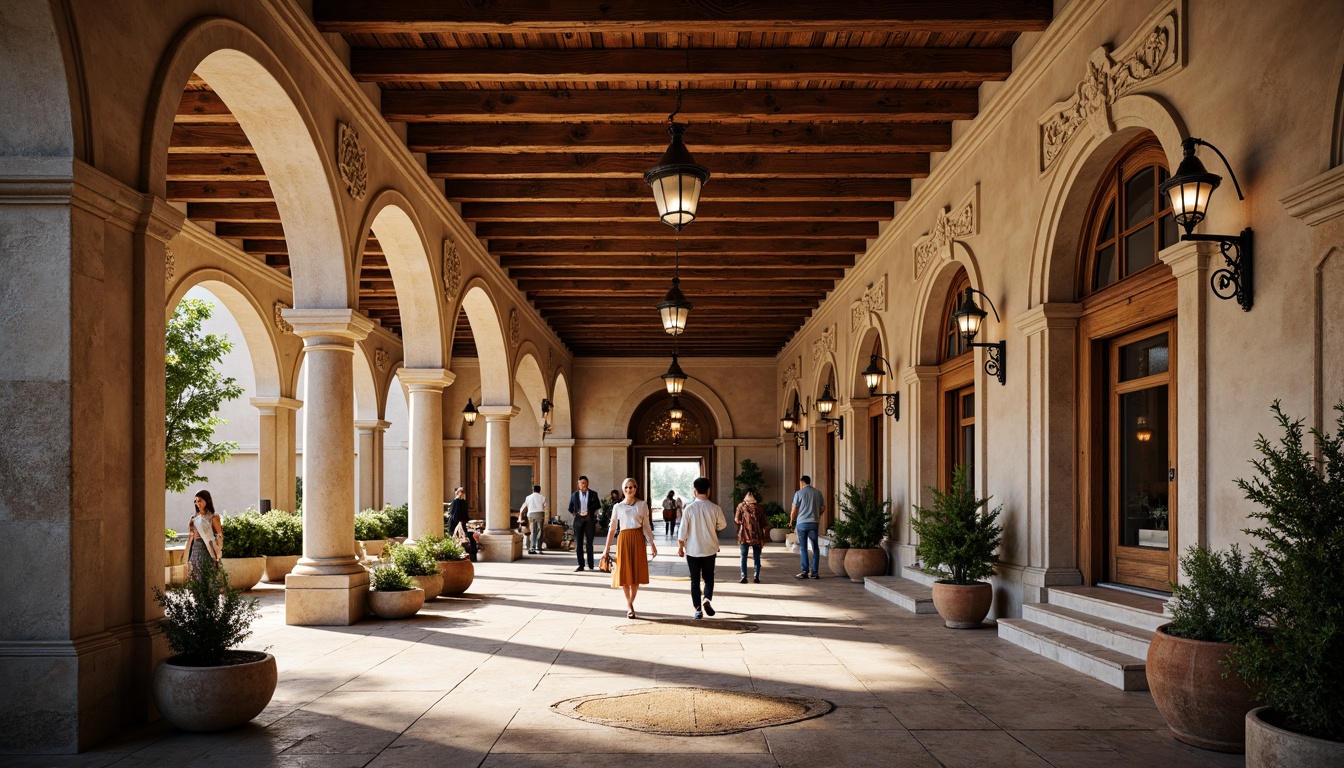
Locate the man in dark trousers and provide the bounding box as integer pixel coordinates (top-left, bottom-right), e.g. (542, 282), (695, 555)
(446, 486), (477, 561)
(568, 475), (602, 571)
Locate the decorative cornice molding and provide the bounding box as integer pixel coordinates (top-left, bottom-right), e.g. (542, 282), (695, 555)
(337, 121), (368, 201)
(849, 274), (887, 332)
(1281, 164), (1344, 227)
(1014, 302), (1083, 336)
(811, 326), (836, 365)
(1038, 3), (1183, 174)
(913, 184), (979, 281)
(442, 238), (461, 306)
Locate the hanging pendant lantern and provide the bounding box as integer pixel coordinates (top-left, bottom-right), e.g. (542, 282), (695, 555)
(645, 121), (710, 231)
(662, 354), (688, 395)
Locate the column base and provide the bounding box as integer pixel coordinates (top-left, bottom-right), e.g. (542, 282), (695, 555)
(1022, 566), (1083, 604)
(478, 532), (523, 562)
(284, 571), (370, 625)
(896, 543), (919, 571)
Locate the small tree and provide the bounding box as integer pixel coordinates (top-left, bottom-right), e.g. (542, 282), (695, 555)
(165, 298), (244, 492)
(733, 458), (766, 506)
(909, 464), (1002, 585)
(839, 481), (891, 549)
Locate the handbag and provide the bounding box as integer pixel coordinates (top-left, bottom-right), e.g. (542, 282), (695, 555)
(598, 553), (615, 572)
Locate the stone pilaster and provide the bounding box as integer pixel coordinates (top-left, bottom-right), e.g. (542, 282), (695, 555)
(477, 404), (522, 562)
(254, 397), (303, 513)
(397, 368), (455, 541)
(354, 418), (390, 512)
(548, 438), (576, 523)
(898, 366), (940, 569)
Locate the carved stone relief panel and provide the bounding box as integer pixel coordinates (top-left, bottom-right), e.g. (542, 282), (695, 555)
(509, 308), (520, 348)
(375, 348), (390, 372)
(913, 185), (979, 281)
(337, 121), (368, 201)
(164, 247), (175, 284)
(811, 325), (835, 365)
(273, 301), (292, 335)
(850, 274), (887, 332)
(442, 238), (461, 307)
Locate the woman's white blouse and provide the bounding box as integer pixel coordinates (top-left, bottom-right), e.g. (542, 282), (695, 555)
(611, 500), (655, 539)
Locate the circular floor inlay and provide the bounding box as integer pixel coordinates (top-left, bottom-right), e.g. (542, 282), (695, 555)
(615, 619), (758, 635)
(553, 687), (832, 736)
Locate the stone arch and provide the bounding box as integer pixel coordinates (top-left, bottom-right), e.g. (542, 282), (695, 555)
(513, 346), (548, 430)
(143, 18), (350, 308)
(0, 0), (78, 158)
(849, 319), (891, 400)
(357, 192), (445, 368)
(167, 268), (283, 398)
(613, 377), (735, 440)
(550, 371), (573, 439)
(456, 281), (512, 405)
(1030, 94), (1187, 306)
(910, 247), (984, 367)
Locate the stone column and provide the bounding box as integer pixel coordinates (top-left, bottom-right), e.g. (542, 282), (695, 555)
(898, 366), (940, 570)
(354, 419), (390, 512)
(538, 437), (552, 518)
(443, 438), (465, 498)
(549, 438), (575, 523)
(478, 405), (522, 562)
(837, 401), (870, 498)
(254, 397), (302, 513)
(398, 368), (455, 541)
(282, 309), (373, 625)
(1014, 303), (1084, 603)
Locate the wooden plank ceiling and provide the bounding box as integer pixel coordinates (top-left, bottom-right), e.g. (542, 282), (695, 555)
(177, 2), (1053, 359)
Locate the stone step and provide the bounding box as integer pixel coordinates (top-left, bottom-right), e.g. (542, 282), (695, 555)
(1023, 603), (1154, 659)
(1046, 585), (1169, 632)
(998, 618), (1149, 691)
(864, 576), (937, 614)
(900, 564), (938, 587)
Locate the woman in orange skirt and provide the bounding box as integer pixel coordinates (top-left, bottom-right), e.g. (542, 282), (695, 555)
(601, 476), (658, 618)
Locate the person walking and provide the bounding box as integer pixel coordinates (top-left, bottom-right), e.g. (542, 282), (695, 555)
(790, 475), (827, 579)
(734, 489), (769, 583)
(446, 486), (477, 561)
(184, 490), (223, 578)
(661, 490), (679, 537)
(678, 477), (726, 619)
(520, 484), (547, 554)
(601, 477), (657, 618)
(568, 476), (601, 571)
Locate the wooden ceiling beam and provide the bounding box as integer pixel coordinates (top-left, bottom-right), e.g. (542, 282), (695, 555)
(167, 154), (266, 180)
(499, 253), (854, 268)
(508, 266), (846, 280)
(462, 200), (892, 222)
(175, 91), (237, 123)
(186, 202), (282, 222)
(519, 281), (823, 295)
(488, 238), (865, 255)
(476, 220), (877, 238)
(441, 177), (911, 202)
(384, 88), (978, 123)
(168, 123), (254, 153)
(532, 299), (818, 310)
(215, 222), (286, 239)
(167, 180), (274, 202)
(314, 1), (1053, 35)
(429, 152), (927, 179)
(412, 123), (950, 155)
(352, 47), (1012, 85)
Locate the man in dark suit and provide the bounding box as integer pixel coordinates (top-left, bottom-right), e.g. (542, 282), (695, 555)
(446, 486), (477, 561)
(568, 475), (602, 571)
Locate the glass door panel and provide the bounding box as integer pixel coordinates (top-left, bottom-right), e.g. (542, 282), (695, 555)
(1119, 385), (1169, 549)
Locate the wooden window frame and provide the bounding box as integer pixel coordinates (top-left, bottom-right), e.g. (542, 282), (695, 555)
(1079, 135), (1179, 298)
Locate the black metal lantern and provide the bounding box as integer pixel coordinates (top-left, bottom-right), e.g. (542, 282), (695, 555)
(462, 397), (478, 427)
(657, 273), (693, 335)
(812, 385), (844, 439)
(668, 397), (685, 422)
(662, 354), (687, 395)
(861, 355), (900, 420)
(780, 411), (795, 433)
(645, 121), (711, 231)
(951, 287), (1007, 386)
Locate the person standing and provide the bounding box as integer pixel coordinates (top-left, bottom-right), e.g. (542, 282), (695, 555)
(184, 490), (223, 578)
(520, 484), (547, 555)
(734, 489), (769, 584)
(790, 475), (826, 579)
(661, 490), (679, 537)
(601, 477), (658, 618)
(446, 486), (477, 561)
(678, 477), (726, 619)
(568, 476), (601, 571)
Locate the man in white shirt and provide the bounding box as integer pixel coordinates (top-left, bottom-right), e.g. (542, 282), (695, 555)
(677, 477), (727, 619)
(520, 485), (547, 554)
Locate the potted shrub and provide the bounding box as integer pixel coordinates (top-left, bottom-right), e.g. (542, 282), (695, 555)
(910, 465), (1003, 628)
(218, 510), (267, 591)
(827, 519), (852, 578)
(151, 557), (275, 731)
(765, 504), (790, 543)
(354, 508), (391, 557)
(1232, 403), (1344, 767)
(840, 481), (891, 582)
(1148, 545), (1264, 752)
(366, 563), (425, 619)
(419, 534), (474, 596)
(261, 510), (302, 583)
(383, 503), (409, 542)
(386, 540), (443, 599)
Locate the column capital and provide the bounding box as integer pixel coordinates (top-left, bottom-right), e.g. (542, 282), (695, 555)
(355, 419), (392, 432)
(250, 396), (303, 414)
(398, 367), (455, 390)
(282, 308), (374, 344)
(1014, 302), (1082, 336)
(442, 438), (466, 449)
(1159, 239), (1217, 279)
(478, 404), (520, 420)
(135, 196), (186, 243)
(900, 365), (940, 386)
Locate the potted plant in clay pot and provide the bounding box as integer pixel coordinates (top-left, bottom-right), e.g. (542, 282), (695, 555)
(1232, 403), (1344, 767)
(765, 505), (790, 543)
(383, 503), (409, 543)
(840, 481), (891, 582)
(218, 510), (267, 591)
(366, 562), (425, 619)
(385, 540), (443, 599)
(151, 557), (275, 731)
(543, 517), (567, 550)
(261, 510), (302, 584)
(910, 464), (1002, 629)
(354, 509), (391, 558)
(419, 533), (474, 596)
(1147, 544), (1264, 752)
(827, 519), (852, 578)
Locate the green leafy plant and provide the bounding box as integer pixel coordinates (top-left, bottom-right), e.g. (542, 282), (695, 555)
(152, 556), (260, 665)
(354, 509), (391, 541)
(829, 517), (853, 549)
(733, 458), (766, 506)
(839, 481), (891, 549)
(386, 541), (438, 577)
(165, 528), (178, 541)
(1229, 401), (1344, 741)
(219, 510), (268, 559)
(909, 464), (1003, 585)
(383, 503), (409, 539)
(164, 298), (245, 493)
(294, 475), (303, 513)
(417, 533), (465, 562)
(261, 510), (303, 557)
(368, 563), (415, 591)
(1165, 544), (1266, 643)
(763, 502), (790, 530)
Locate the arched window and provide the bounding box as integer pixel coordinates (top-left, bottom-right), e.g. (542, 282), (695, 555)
(941, 270), (972, 361)
(1080, 136), (1179, 296)
(937, 268), (974, 490)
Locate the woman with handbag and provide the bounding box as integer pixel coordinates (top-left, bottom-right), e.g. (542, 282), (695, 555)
(184, 489), (223, 578)
(734, 489), (769, 583)
(601, 477), (658, 619)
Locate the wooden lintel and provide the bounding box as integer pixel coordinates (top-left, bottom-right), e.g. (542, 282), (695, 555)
(462, 200), (893, 222)
(443, 177), (911, 202)
(429, 151), (927, 179)
(476, 220), (878, 239)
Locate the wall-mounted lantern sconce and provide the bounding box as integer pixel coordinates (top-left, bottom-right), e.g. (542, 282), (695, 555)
(861, 355), (900, 421)
(1158, 136), (1253, 311)
(781, 409), (808, 449)
(951, 288), (1007, 385)
(541, 398), (553, 434)
(813, 384), (845, 439)
(462, 398), (478, 427)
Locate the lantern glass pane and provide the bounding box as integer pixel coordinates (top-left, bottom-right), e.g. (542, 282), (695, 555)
(652, 173), (702, 227)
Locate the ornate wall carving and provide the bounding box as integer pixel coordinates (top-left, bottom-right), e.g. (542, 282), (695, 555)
(441, 238), (461, 307)
(164, 246), (174, 283)
(509, 308), (520, 348)
(811, 325), (835, 365)
(913, 185), (979, 281)
(337, 121), (368, 200)
(273, 301), (292, 335)
(781, 361), (799, 391)
(849, 275), (887, 332)
(1038, 5), (1182, 173)
(374, 348), (389, 372)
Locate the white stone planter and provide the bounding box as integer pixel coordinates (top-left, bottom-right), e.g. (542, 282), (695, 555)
(368, 587), (425, 619)
(152, 652), (276, 732)
(768, 528), (788, 542)
(409, 573), (444, 600)
(1246, 707), (1344, 767)
(263, 554), (300, 583)
(220, 557), (265, 591)
(359, 539), (386, 558)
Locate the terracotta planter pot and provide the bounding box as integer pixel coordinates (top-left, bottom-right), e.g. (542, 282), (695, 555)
(769, 528), (788, 543)
(368, 587), (425, 619)
(359, 539), (385, 558)
(543, 524), (565, 549)
(409, 573), (444, 600)
(1146, 625), (1256, 752)
(931, 581), (993, 629)
(263, 554), (300, 583)
(845, 547), (888, 582)
(437, 558), (475, 596)
(152, 651), (277, 732)
(220, 557), (265, 591)
(828, 547), (850, 577)
(1246, 707), (1344, 767)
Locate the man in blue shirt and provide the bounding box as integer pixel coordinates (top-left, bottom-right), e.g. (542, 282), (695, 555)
(790, 475), (826, 579)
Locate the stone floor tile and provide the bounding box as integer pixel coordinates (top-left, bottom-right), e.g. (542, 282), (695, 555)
(912, 730), (1052, 767)
(490, 728), (769, 754)
(765, 727), (940, 768)
(1009, 729), (1239, 767)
